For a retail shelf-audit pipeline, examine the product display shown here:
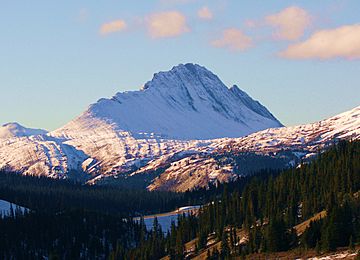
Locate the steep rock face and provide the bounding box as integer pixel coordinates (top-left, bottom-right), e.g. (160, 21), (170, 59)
(230, 85), (277, 121)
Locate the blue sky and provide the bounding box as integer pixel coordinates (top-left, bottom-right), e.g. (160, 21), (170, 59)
(1, 0), (360, 130)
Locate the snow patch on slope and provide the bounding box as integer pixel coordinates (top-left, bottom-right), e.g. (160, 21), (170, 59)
(0, 199), (26, 216)
(0, 134), (89, 178)
(147, 155), (236, 192)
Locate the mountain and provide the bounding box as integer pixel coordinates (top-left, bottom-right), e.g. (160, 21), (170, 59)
(52, 63), (282, 141)
(0, 63), (281, 180)
(0, 64), (359, 192)
(0, 123), (47, 139)
(45, 63), (282, 179)
(142, 105), (360, 191)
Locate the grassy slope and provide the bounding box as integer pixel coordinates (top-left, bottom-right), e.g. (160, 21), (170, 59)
(293, 210), (327, 236)
(161, 210), (357, 259)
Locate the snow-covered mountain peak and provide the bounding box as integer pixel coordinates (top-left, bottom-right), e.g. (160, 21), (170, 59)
(142, 63), (226, 95)
(0, 122), (47, 139)
(54, 63), (282, 140)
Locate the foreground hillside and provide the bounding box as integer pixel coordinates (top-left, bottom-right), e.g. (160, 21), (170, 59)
(138, 140), (360, 259)
(0, 140), (359, 259)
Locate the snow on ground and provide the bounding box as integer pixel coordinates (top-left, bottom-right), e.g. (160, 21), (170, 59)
(0, 199), (26, 216)
(213, 105), (360, 155)
(142, 214), (179, 233)
(147, 155), (236, 192)
(302, 250), (358, 259)
(0, 105), (359, 192)
(0, 122), (47, 139)
(134, 205), (200, 232)
(0, 134), (88, 178)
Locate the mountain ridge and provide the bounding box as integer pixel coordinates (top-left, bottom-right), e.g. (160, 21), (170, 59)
(52, 63), (282, 140)
(0, 105), (359, 191)
(0, 64), (359, 192)
(145, 105), (360, 191)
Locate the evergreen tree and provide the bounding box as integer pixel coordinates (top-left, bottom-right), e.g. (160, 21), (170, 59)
(220, 231), (230, 258)
(349, 236), (355, 252)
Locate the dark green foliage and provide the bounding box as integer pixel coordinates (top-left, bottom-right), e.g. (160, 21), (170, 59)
(0, 209), (132, 259)
(220, 231), (230, 258)
(302, 220), (322, 248)
(0, 172), (188, 216)
(266, 218), (289, 252)
(191, 140), (360, 255)
(349, 235), (355, 252)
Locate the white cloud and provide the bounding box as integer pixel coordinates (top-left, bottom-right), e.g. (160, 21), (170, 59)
(266, 6), (311, 41)
(146, 11), (189, 38)
(280, 24), (360, 59)
(197, 6), (213, 20)
(212, 28), (252, 52)
(100, 20), (127, 35)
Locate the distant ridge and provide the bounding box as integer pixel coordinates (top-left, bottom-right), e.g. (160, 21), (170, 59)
(0, 122), (47, 139)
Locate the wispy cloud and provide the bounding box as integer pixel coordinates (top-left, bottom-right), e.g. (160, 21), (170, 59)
(265, 6), (311, 41)
(212, 28), (252, 52)
(280, 24), (360, 59)
(146, 11), (189, 38)
(197, 6), (213, 20)
(100, 20), (127, 35)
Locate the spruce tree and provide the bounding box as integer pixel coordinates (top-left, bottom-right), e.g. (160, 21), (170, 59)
(349, 235), (355, 252)
(220, 231), (230, 258)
